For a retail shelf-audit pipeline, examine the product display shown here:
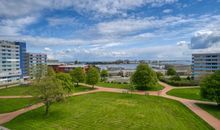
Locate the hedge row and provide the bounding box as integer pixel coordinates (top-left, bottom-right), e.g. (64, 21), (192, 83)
(159, 78), (199, 86)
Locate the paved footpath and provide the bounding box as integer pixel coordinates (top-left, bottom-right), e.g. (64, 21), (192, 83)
(0, 82), (220, 129)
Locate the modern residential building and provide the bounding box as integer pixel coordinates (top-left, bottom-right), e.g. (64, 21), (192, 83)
(15, 41), (27, 77)
(192, 53), (220, 80)
(0, 41), (21, 85)
(26, 53), (47, 79)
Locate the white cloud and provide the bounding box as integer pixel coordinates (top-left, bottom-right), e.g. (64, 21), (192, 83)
(177, 41), (189, 47)
(190, 30), (220, 49)
(47, 17), (76, 26)
(163, 9), (173, 13)
(44, 47), (52, 51)
(72, 0), (177, 16)
(96, 16), (185, 36)
(0, 0), (178, 18)
(0, 16), (37, 35)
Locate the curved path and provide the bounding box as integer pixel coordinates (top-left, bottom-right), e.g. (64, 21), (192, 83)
(0, 82), (220, 129)
(0, 96), (32, 99)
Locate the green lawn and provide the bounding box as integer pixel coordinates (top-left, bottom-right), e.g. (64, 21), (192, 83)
(196, 103), (220, 120)
(0, 98), (38, 114)
(72, 85), (95, 93)
(167, 88), (210, 101)
(97, 82), (130, 89)
(4, 92), (213, 130)
(0, 86), (31, 96)
(0, 85), (94, 96)
(97, 82), (164, 91)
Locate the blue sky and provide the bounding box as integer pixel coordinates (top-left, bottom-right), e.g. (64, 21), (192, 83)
(0, 0), (220, 61)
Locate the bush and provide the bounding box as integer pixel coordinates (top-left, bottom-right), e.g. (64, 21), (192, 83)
(186, 76), (191, 80)
(160, 78), (199, 86)
(170, 75), (181, 81)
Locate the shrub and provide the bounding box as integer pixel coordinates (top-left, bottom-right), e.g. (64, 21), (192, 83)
(170, 75), (181, 81)
(160, 78), (199, 86)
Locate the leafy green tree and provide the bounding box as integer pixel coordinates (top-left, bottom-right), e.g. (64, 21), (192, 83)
(167, 67), (176, 76)
(156, 72), (164, 79)
(86, 67), (100, 88)
(56, 73), (72, 93)
(100, 70), (108, 81)
(70, 67), (85, 87)
(131, 63), (158, 90)
(200, 70), (220, 106)
(31, 73), (66, 115)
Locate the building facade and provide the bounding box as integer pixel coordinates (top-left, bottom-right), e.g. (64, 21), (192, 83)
(15, 42), (26, 77)
(192, 53), (220, 80)
(0, 41), (21, 85)
(26, 53), (47, 79)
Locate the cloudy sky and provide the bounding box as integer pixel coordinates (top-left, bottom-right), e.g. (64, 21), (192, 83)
(0, 0), (220, 61)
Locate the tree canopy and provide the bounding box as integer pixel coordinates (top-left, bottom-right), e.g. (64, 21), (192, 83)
(56, 72), (72, 93)
(100, 70), (108, 81)
(167, 67), (176, 76)
(31, 67), (66, 115)
(131, 63), (158, 90)
(200, 70), (220, 106)
(33, 77), (65, 115)
(70, 67), (85, 86)
(86, 67), (100, 87)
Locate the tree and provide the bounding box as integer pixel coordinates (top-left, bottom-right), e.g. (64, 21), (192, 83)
(70, 67), (85, 87)
(167, 67), (176, 76)
(86, 67), (100, 88)
(156, 72), (163, 79)
(56, 72), (72, 93)
(31, 68), (66, 115)
(200, 70), (220, 106)
(131, 63), (158, 90)
(100, 70), (108, 81)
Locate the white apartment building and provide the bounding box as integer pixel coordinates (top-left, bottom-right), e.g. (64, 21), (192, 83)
(26, 53), (47, 79)
(0, 41), (21, 85)
(192, 53), (220, 80)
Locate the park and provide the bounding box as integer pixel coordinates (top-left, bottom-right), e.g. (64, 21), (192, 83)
(0, 64), (220, 130)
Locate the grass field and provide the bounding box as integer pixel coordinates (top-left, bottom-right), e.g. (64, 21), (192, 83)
(0, 98), (37, 113)
(72, 85), (95, 93)
(196, 103), (220, 120)
(0, 85), (94, 96)
(97, 82), (164, 91)
(4, 92), (212, 130)
(167, 88), (210, 101)
(0, 86), (31, 96)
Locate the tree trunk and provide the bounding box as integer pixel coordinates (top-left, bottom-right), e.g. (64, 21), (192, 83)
(45, 101), (50, 115)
